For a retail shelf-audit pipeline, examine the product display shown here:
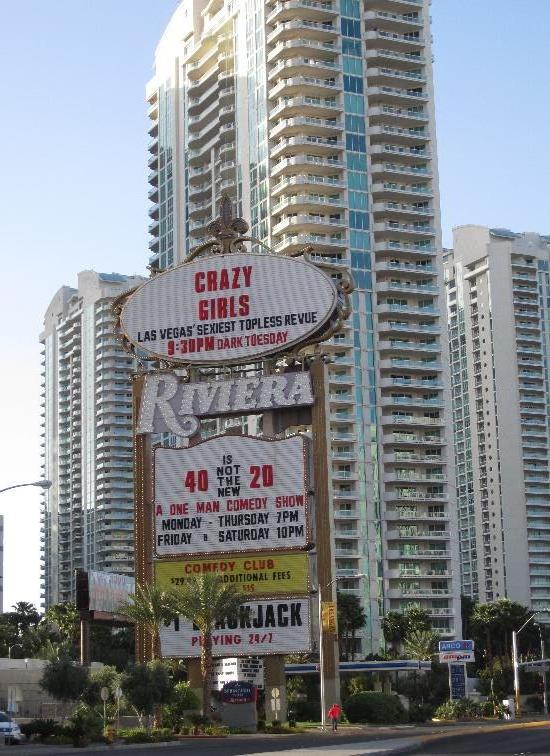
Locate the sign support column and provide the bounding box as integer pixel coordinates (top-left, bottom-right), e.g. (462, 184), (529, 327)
(310, 358), (340, 708)
(133, 374), (154, 663)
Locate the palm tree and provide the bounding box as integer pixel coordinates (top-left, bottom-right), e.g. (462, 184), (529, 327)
(171, 574), (244, 717)
(118, 583), (179, 660)
(381, 611), (408, 655)
(403, 629), (438, 661)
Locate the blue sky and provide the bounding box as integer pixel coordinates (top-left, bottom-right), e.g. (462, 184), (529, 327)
(0, 0), (548, 611)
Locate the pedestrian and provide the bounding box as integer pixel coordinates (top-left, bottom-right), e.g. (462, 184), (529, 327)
(327, 702), (342, 731)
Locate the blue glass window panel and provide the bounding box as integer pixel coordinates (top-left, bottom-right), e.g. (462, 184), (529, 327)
(346, 133), (366, 151)
(353, 270), (372, 289)
(344, 74), (364, 94)
(350, 229), (370, 249)
(345, 114), (365, 133)
(343, 56), (363, 76)
(341, 0), (361, 18)
(348, 171), (368, 190)
(350, 211), (370, 230)
(349, 191), (368, 210)
(341, 18), (361, 37)
(344, 93), (365, 114)
(347, 151), (367, 170)
(342, 38), (361, 56)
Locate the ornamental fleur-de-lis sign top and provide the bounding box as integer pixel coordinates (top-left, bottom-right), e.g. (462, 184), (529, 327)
(206, 195), (249, 254)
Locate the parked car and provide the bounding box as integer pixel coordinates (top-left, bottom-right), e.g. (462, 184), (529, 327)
(0, 712), (23, 744)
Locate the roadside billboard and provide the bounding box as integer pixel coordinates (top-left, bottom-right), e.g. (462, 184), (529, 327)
(159, 598), (312, 657)
(119, 252), (338, 365)
(154, 552), (310, 597)
(153, 435), (309, 556)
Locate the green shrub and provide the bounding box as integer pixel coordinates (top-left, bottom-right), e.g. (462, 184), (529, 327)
(188, 713), (210, 730)
(119, 728), (151, 743)
(163, 681), (200, 730)
(525, 695), (544, 713)
(343, 692), (406, 724)
(408, 703), (434, 723)
(19, 718), (60, 741)
(434, 699), (481, 720)
(67, 703), (104, 745)
(291, 700), (321, 722)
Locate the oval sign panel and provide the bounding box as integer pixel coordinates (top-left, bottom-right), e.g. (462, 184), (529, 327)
(120, 252), (338, 365)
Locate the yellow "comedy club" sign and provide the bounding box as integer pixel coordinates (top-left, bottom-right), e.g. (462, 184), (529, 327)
(155, 552), (309, 597)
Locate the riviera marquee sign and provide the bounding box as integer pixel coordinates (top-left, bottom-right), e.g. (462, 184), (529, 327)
(136, 371), (314, 436)
(153, 435), (309, 557)
(119, 252), (338, 365)
(159, 598), (312, 658)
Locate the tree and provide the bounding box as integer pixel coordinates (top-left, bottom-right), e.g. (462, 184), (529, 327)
(82, 665), (121, 708)
(7, 602), (40, 634)
(337, 591), (366, 661)
(40, 659), (89, 704)
(44, 603), (80, 644)
(381, 611), (409, 654)
(471, 599), (537, 664)
(163, 682), (200, 731)
(171, 574), (244, 717)
(403, 629), (438, 661)
(121, 661), (172, 727)
(405, 606), (431, 634)
(117, 583), (179, 660)
(90, 625), (134, 670)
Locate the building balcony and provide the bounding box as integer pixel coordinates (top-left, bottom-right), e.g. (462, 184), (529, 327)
(269, 96), (342, 120)
(267, 19), (339, 46)
(187, 81), (219, 114)
(367, 84), (428, 106)
(365, 8), (423, 29)
(375, 263), (435, 283)
(187, 64), (219, 97)
(372, 201), (433, 220)
(368, 104), (429, 125)
(386, 528), (449, 541)
(371, 162), (432, 182)
(365, 29), (425, 53)
(272, 192), (345, 215)
(266, 0), (339, 26)
(271, 173), (346, 197)
(366, 66), (426, 87)
(368, 124), (429, 147)
(271, 154), (344, 178)
(270, 115), (344, 139)
(267, 37), (340, 64)
(382, 415), (445, 429)
(374, 239), (435, 258)
(268, 56), (338, 81)
(272, 214), (346, 236)
(148, 202), (159, 221)
(269, 75), (340, 100)
(147, 171), (158, 187)
(365, 46), (426, 66)
(188, 98), (219, 129)
(270, 135), (344, 159)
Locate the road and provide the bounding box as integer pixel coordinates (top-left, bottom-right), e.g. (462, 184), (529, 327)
(420, 724), (550, 754)
(13, 725), (550, 755)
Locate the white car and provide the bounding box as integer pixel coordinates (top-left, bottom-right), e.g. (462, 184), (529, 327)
(0, 713), (23, 744)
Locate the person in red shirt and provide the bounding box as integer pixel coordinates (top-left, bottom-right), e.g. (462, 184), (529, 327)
(327, 703), (342, 731)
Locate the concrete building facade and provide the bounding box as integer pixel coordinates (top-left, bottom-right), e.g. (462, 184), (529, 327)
(40, 271), (144, 607)
(146, 0), (460, 651)
(444, 226), (550, 610)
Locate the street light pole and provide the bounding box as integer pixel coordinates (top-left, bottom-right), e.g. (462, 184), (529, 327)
(536, 625), (548, 714)
(318, 573), (366, 730)
(513, 610), (550, 716)
(0, 480), (51, 495)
